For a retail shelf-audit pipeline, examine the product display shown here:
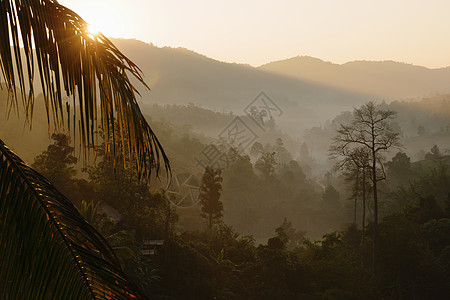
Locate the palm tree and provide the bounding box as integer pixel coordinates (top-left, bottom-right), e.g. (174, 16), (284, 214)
(0, 0), (170, 298)
(79, 200), (137, 269)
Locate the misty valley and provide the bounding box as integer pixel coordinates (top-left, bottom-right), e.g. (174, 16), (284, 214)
(3, 3), (450, 297)
(2, 42), (450, 298)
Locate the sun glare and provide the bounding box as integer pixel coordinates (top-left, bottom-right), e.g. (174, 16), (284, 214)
(87, 24), (100, 37)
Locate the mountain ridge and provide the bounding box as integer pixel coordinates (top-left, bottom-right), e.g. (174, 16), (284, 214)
(111, 38), (379, 116)
(111, 38), (450, 104)
(259, 55), (450, 70)
(106, 38), (450, 136)
(259, 55), (450, 99)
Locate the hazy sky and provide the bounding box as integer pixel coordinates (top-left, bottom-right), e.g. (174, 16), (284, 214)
(59, 0), (450, 68)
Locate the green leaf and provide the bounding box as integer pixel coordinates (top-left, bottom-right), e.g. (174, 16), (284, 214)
(0, 0), (170, 180)
(0, 139), (143, 299)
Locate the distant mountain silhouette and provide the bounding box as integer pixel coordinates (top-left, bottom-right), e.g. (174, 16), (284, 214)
(259, 56), (450, 99)
(12, 38), (449, 137)
(110, 39), (379, 131)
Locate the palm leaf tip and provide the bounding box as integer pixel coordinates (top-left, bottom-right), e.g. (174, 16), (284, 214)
(0, 139), (143, 299)
(0, 0), (170, 180)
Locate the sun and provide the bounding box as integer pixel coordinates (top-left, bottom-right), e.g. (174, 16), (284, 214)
(85, 19), (119, 39)
(57, 1), (127, 40)
(87, 23), (100, 37)
(75, 9), (127, 40)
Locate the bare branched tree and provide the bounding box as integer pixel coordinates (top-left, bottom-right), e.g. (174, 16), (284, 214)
(330, 101), (401, 283)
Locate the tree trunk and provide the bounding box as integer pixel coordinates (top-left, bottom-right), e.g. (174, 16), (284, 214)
(209, 214), (213, 236)
(354, 170), (359, 224)
(372, 152), (378, 287)
(361, 167), (366, 266)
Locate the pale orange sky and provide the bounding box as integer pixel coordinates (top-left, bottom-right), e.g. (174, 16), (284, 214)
(59, 0), (450, 68)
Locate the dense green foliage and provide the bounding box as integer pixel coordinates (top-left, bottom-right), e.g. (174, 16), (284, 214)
(0, 140), (141, 299)
(17, 96), (450, 299)
(28, 122), (450, 299)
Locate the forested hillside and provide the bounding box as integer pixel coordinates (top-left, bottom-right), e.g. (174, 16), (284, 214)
(4, 93), (450, 298)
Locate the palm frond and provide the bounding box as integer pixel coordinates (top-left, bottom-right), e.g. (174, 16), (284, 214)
(0, 0), (170, 179)
(0, 139), (142, 299)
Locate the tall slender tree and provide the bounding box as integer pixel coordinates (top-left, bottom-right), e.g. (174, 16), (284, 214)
(199, 166), (224, 234)
(336, 147), (371, 262)
(330, 101), (400, 283)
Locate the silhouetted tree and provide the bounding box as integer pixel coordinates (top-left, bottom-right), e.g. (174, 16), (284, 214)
(337, 147), (371, 262)
(386, 152), (412, 187)
(32, 133), (86, 205)
(200, 166), (224, 234)
(330, 101), (400, 283)
(32, 133), (76, 180)
(334, 147), (371, 227)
